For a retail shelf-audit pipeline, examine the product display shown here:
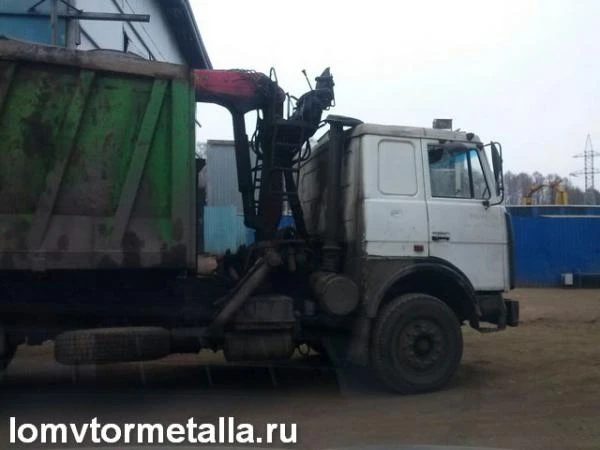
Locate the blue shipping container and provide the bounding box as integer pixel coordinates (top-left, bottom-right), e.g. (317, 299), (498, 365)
(508, 206), (600, 286)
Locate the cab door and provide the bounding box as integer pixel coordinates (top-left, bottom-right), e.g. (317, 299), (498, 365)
(422, 139), (507, 291)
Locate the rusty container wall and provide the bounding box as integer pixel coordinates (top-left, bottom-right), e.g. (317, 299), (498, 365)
(0, 40), (197, 271)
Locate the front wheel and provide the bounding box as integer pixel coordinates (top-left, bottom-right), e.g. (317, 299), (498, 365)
(371, 293), (463, 394)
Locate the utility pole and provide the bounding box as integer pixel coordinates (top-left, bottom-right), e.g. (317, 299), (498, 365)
(571, 134), (600, 205)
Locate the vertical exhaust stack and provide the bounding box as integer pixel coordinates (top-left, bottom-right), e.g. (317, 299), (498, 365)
(321, 115), (363, 272)
(322, 119), (345, 271)
(308, 115), (363, 318)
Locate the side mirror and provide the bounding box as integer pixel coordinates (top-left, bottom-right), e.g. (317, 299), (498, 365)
(490, 141), (504, 204)
(491, 142), (502, 193)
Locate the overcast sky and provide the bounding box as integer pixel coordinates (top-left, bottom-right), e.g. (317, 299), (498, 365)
(192, 0), (600, 188)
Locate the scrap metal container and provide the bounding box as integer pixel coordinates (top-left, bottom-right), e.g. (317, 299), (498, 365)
(0, 40), (197, 271)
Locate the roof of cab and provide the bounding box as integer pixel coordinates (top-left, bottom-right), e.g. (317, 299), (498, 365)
(350, 123), (481, 143)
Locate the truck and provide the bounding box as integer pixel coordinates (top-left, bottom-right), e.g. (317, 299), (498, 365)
(0, 39), (518, 394)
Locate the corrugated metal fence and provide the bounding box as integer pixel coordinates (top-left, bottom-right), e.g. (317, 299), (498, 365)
(201, 140), (294, 253)
(508, 206), (600, 286)
(202, 141), (250, 253)
(203, 205), (254, 254)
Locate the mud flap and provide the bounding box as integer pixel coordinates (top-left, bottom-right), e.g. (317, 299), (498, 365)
(505, 299), (519, 327)
(474, 297), (519, 333)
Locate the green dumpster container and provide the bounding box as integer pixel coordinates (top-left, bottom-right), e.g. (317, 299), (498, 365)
(0, 39), (197, 271)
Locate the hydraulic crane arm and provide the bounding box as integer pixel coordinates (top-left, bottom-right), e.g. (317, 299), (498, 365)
(194, 68), (335, 239)
(195, 69), (285, 231)
(194, 69), (285, 114)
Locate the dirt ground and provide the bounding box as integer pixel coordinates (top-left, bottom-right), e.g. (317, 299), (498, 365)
(1, 288), (599, 450)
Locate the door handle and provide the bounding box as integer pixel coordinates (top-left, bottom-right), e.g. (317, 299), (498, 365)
(431, 232), (450, 241)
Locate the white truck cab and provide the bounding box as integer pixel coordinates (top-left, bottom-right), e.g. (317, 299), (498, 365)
(300, 120), (518, 393)
(356, 124), (510, 292)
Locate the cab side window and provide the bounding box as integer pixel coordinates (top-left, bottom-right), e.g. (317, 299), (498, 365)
(428, 147), (489, 199)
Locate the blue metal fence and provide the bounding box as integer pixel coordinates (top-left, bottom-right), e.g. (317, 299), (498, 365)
(508, 206), (600, 286)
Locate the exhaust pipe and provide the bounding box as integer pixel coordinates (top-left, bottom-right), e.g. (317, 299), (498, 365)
(321, 115), (363, 271)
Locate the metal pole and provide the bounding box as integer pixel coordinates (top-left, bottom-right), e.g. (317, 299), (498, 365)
(0, 11), (151, 22)
(50, 0), (58, 45)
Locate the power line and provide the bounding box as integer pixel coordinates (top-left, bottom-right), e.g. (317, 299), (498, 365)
(571, 134), (600, 204)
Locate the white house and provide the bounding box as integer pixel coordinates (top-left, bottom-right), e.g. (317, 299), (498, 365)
(0, 0), (211, 68)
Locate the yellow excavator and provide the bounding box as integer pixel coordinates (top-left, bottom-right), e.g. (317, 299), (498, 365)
(522, 179), (568, 205)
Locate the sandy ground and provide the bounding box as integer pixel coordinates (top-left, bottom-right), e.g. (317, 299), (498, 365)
(1, 288), (599, 450)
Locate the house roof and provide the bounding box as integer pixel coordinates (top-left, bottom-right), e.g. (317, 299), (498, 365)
(159, 0), (212, 69)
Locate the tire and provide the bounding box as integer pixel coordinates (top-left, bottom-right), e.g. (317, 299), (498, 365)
(0, 346), (16, 370)
(371, 293), (463, 394)
(54, 327), (171, 365)
(0, 332), (16, 375)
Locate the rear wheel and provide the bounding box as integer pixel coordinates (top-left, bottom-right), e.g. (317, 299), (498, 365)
(371, 293), (463, 394)
(0, 332), (16, 377)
